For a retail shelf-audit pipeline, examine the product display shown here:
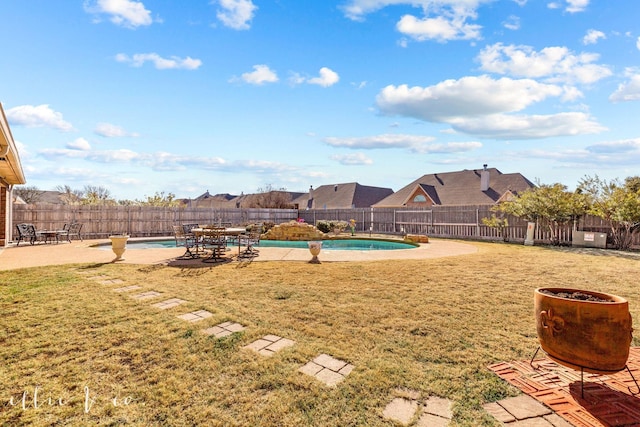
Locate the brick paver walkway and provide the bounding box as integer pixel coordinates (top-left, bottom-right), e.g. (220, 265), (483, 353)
(489, 347), (640, 426)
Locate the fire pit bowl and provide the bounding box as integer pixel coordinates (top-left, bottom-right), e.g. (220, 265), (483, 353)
(535, 287), (633, 374)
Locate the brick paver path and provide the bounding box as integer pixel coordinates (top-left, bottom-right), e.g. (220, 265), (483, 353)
(489, 347), (640, 426)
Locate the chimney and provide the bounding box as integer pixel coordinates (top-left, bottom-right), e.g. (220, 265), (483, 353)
(309, 185), (314, 199)
(480, 164), (490, 191)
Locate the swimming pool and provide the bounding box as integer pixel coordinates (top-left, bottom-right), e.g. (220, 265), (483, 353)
(113, 238), (417, 251)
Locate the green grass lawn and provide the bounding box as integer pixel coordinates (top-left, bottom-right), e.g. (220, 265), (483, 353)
(1, 241), (639, 426)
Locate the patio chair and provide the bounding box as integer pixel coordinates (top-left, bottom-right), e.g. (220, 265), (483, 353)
(15, 223), (38, 246)
(238, 223), (262, 258)
(173, 225), (198, 259)
(59, 222), (83, 242)
(201, 227), (227, 263)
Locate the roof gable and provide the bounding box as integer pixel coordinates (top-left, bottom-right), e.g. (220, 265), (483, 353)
(374, 167), (535, 207)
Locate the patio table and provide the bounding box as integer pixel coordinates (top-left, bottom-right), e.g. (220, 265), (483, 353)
(192, 227), (247, 257)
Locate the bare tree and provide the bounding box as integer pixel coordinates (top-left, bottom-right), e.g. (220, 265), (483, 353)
(55, 185), (84, 205)
(251, 184), (293, 208)
(82, 185), (115, 205)
(13, 185), (44, 203)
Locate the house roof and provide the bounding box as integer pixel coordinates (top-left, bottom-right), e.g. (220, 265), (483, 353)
(0, 103), (26, 186)
(293, 182), (394, 209)
(373, 168), (535, 207)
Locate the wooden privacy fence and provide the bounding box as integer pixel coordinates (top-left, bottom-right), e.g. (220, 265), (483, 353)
(297, 206), (640, 248)
(12, 205), (298, 239)
(13, 204), (638, 247)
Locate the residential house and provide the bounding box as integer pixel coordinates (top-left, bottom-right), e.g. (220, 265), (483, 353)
(293, 182), (394, 209)
(1, 103), (26, 246)
(373, 166), (535, 208)
(186, 190), (305, 209)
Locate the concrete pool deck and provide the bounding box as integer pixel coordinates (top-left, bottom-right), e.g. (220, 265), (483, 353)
(0, 237), (478, 270)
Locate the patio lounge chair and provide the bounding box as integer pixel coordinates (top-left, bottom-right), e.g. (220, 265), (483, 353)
(15, 223), (38, 246)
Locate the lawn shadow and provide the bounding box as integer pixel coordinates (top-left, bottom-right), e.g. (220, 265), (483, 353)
(545, 246), (640, 261)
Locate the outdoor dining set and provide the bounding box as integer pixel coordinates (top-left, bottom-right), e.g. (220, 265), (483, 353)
(172, 223), (262, 262)
(14, 222), (83, 246)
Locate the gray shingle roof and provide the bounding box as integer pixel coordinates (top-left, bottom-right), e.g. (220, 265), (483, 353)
(292, 182), (394, 209)
(373, 168), (535, 207)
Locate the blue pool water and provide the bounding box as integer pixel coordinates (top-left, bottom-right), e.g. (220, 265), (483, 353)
(118, 238), (417, 251)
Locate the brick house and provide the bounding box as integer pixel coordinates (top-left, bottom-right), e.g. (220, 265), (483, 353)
(0, 103), (26, 246)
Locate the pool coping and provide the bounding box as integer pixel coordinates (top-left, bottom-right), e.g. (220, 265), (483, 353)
(0, 237), (478, 270)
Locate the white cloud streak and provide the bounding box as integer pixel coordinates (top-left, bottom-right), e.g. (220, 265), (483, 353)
(94, 123), (139, 138)
(330, 153), (374, 165)
(6, 104), (74, 132)
(115, 53), (202, 70)
(324, 133), (481, 154)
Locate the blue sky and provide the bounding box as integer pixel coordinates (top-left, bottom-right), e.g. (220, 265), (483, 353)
(2, 0), (640, 200)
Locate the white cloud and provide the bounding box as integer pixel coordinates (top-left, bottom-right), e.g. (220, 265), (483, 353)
(377, 76), (563, 122)
(376, 76), (606, 139)
(342, 0), (487, 42)
(547, 0), (588, 13)
(586, 139), (640, 154)
(513, 0), (527, 5)
(583, 29), (605, 45)
(396, 13), (481, 42)
(609, 73), (640, 102)
(330, 153), (374, 165)
(94, 123), (139, 138)
(6, 104), (74, 132)
(83, 0), (153, 28)
(240, 64), (278, 85)
(477, 43), (612, 84)
(66, 138), (92, 151)
(449, 112), (605, 139)
(324, 133), (481, 154)
(566, 0), (589, 13)
(115, 53), (202, 70)
(503, 15), (520, 31)
(215, 0), (257, 30)
(637, 36), (640, 51)
(307, 67), (340, 87)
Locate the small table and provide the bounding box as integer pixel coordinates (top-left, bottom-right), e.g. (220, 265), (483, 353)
(38, 230), (60, 244)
